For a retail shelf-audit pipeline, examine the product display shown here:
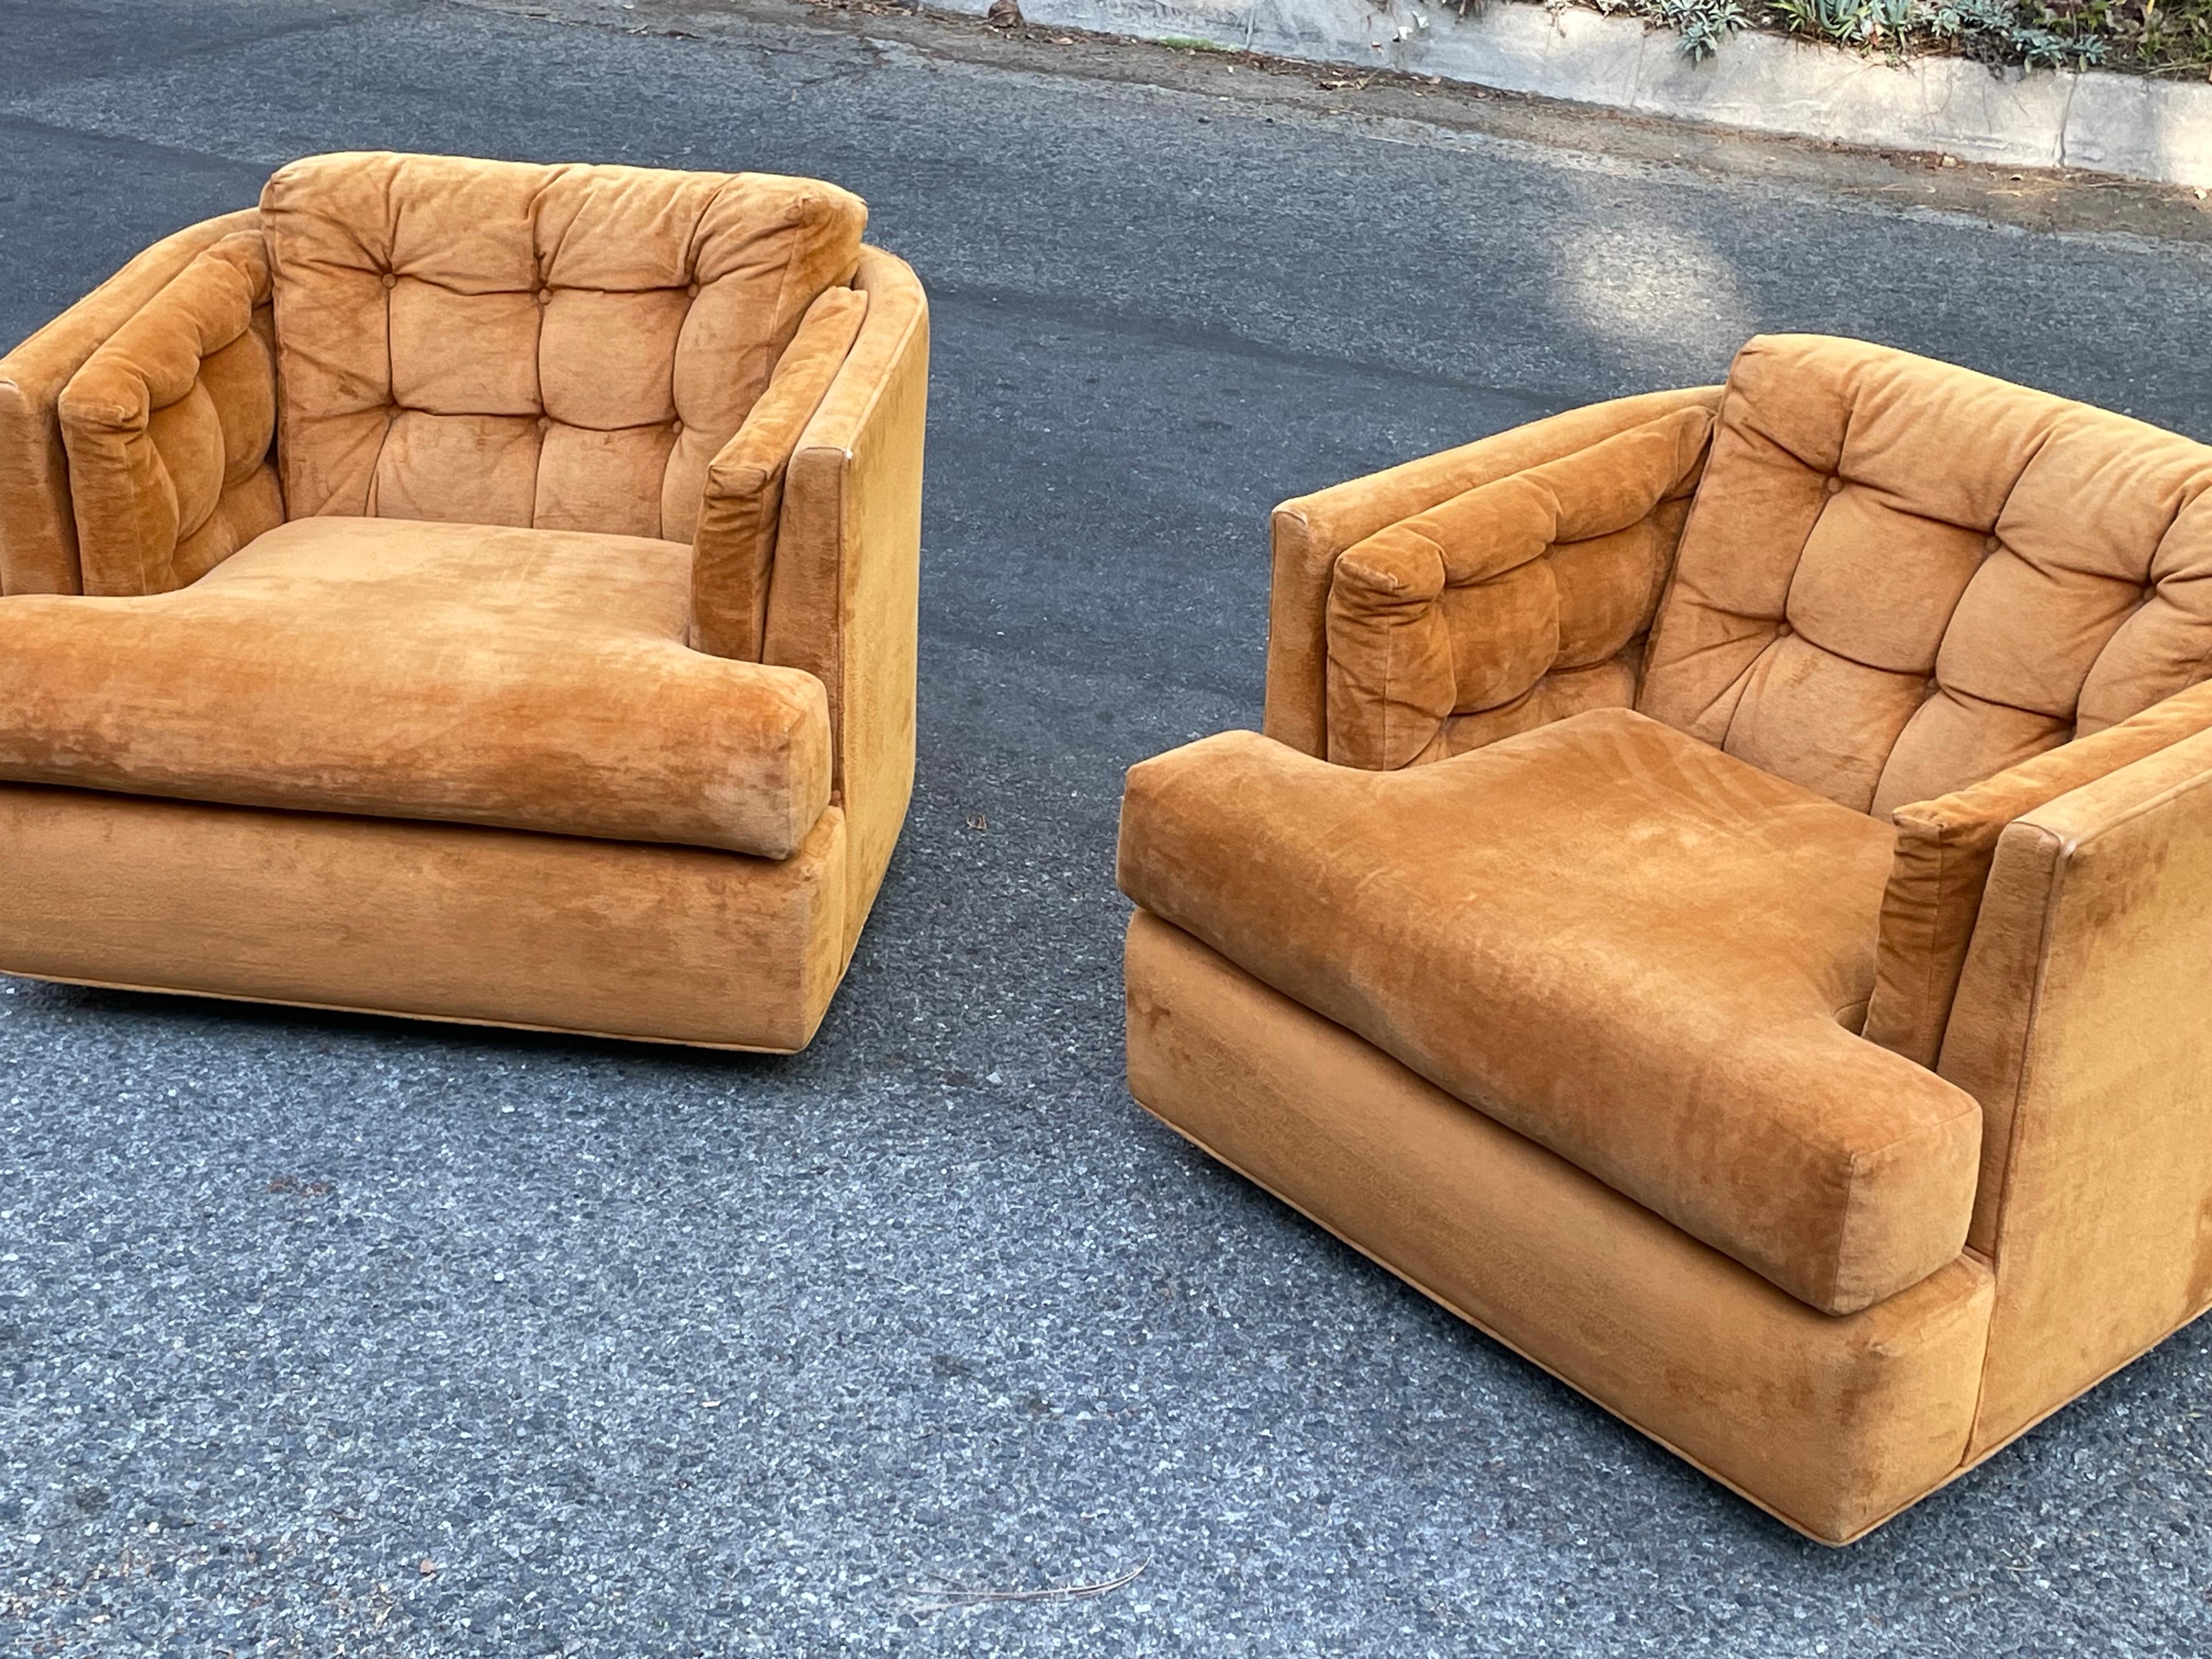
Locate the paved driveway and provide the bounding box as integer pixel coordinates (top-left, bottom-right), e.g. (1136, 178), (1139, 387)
(2, 2), (2208, 1652)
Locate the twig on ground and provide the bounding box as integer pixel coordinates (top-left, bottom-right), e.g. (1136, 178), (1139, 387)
(913, 1559), (1148, 1612)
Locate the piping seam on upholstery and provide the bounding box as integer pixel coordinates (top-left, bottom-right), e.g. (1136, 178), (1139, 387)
(1918, 816), (1956, 1062)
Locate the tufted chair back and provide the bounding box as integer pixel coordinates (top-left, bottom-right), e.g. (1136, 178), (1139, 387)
(260, 151), (866, 543)
(1638, 335), (2212, 817)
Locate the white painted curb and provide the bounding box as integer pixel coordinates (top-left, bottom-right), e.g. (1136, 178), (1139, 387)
(938, 0), (2212, 187)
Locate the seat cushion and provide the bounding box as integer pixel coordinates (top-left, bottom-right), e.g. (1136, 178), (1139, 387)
(261, 151), (867, 542)
(1639, 335), (2212, 817)
(1118, 709), (1982, 1316)
(0, 516), (831, 857)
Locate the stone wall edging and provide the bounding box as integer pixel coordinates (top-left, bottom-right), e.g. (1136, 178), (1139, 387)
(935, 0), (2212, 187)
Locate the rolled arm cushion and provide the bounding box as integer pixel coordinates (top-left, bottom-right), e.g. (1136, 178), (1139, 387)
(1324, 407), (1712, 769)
(0, 208), (258, 597)
(1265, 386), (1723, 757)
(57, 231), (283, 597)
(691, 284), (868, 661)
(1864, 675), (2212, 1069)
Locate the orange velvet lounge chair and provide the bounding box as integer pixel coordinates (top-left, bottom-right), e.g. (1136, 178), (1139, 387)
(0, 151), (927, 1051)
(1118, 335), (2212, 1542)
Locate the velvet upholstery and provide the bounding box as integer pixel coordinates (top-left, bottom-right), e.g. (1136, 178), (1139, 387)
(0, 785), (848, 1051)
(1864, 677), (2212, 1068)
(0, 517), (832, 857)
(1641, 336), (2212, 817)
(1266, 385), (1723, 759)
(58, 232), (284, 597)
(0, 155), (926, 1051)
(764, 246), (929, 953)
(1324, 408), (1709, 769)
(1128, 333), (2212, 1537)
(693, 285), (868, 661)
(1120, 714), (1979, 1316)
(0, 208), (258, 596)
(1126, 912), (1995, 1545)
(1934, 726), (2212, 1452)
(262, 153), (866, 540)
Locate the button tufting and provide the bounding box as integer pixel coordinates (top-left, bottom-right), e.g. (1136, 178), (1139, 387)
(1824, 476), (1844, 495)
(1774, 621), (1793, 637)
(380, 272), (397, 290)
(536, 416), (551, 433)
(686, 282), (701, 298)
(670, 419), (684, 435)
(1985, 534), (2002, 553)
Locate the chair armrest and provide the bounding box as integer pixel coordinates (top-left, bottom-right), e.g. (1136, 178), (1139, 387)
(0, 208), (259, 597)
(1265, 386), (1720, 757)
(1318, 403), (1715, 769)
(762, 245), (927, 952)
(56, 232), (283, 596)
(1936, 723), (2212, 1447)
(691, 285), (869, 661)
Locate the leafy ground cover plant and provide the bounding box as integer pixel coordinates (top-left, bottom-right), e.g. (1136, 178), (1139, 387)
(1580, 0), (2211, 69)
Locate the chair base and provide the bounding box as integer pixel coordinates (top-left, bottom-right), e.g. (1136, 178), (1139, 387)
(1123, 910), (1998, 1544)
(0, 970), (798, 1054)
(0, 783), (851, 1052)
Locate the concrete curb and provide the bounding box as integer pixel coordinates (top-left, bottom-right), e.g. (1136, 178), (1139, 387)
(935, 0), (2212, 187)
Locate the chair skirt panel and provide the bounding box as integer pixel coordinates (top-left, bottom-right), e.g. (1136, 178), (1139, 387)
(1125, 910), (1994, 1545)
(0, 783), (850, 1052)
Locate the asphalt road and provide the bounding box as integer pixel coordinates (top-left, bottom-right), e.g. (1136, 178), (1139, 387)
(2, 2), (2209, 1654)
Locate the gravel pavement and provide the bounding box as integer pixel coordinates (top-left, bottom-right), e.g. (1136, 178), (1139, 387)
(2, 2), (2209, 1653)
